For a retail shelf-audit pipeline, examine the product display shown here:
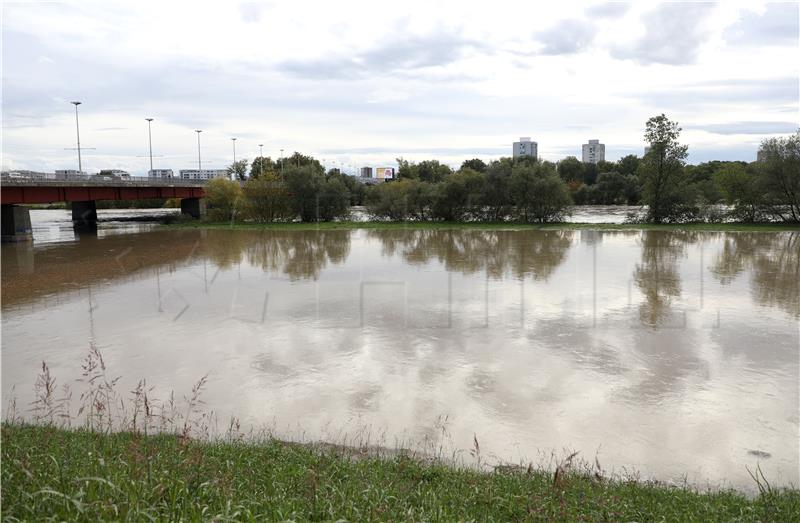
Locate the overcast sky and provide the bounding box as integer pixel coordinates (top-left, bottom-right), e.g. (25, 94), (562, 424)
(2, 1), (798, 175)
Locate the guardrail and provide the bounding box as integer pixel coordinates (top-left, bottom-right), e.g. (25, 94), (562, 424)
(0, 174), (207, 188)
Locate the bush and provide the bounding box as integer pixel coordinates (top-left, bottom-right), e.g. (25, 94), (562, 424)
(204, 178), (242, 221)
(367, 179), (440, 221)
(509, 162), (572, 223)
(317, 177), (351, 221)
(242, 175), (292, 222)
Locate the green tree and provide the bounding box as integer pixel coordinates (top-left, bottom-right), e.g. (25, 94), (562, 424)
(431, 168), (485, 221)
(283, 165), (325, 222)
(204, 178), (242, 221)
(715, 163), (764, 222)
(250, 156), (276, 179)
(757, 132), (800, 222)
(617, 154), (640, 176)
(509, 161), (572, 223)
(640, 114), (691, 223)
(396, 158), (452, 183)
(242, 173), (292, 222)
(227, 159), (249, 181)
(594, 171), (639, 204)
(460, 158), (487, 173)
(482, 158), (514, 220)
(557, 156), (585, 183)
(317, 177), (351, 221)
(278, 152), (323, 173)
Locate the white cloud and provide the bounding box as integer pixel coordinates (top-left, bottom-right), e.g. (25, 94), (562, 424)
(1, 1), (798, 174)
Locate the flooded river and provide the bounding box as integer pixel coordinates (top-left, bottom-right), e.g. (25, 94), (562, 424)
(1, 210), (798, 491)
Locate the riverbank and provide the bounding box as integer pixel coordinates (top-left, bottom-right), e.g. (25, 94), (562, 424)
(167, 220), (800, 232)
(3, 424), (798, 521)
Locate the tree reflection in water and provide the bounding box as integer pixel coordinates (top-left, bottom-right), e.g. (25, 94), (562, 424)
(711, 231), (799, 318)
(369, 229), (573, 281)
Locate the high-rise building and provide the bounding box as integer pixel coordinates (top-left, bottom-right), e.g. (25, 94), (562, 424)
(582, 139), (605, 164)
(513, 137), (538, 160)
(360, 167), (373, 178)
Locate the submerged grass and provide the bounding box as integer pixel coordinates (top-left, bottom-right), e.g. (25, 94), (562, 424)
(4, 423), (799, 521)
(166, 219), (800, 232)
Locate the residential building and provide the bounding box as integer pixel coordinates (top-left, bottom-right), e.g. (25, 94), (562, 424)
(148, 169), (174, 178)
(179, 169), (228, 180)
(360, 167), (373, 178)
(513, 137), (538, 160)
(582, 139), (605, 164)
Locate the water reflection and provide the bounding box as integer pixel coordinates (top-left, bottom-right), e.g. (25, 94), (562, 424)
(712, 232), (799, 317)
(369, 229), (573, 280)
(2, 227), (798, 490)
(634, 231), (694, 327)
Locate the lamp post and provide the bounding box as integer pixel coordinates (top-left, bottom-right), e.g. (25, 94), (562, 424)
(231, 137), (237, 180)
(70, 101), (82, 173)
(259, 143), (264, 178)
(195, 130), (203, 170)
(145, 118), (154, 175)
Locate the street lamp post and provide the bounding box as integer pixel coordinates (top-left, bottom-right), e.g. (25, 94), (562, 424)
(195, 130), (203, 170)
(231, 137), (237, 180)
(70, 101), (82, 173)
(145, 118), (154, 175)
(259, 144), (264, 178)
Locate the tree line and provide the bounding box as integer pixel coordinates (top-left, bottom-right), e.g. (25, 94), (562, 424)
(205, 116), (799, 224)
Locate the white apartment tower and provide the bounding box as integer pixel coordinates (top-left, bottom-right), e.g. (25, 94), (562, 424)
(513, 137), (538, 160)
(582, 139), (605, 164)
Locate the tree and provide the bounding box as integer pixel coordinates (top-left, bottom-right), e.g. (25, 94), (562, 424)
(250, 156), (276, 179)
(278, 152), (324, 174)
(396, 158), (452, 183)
(715, 163), (764, 222)
(227, 159), (249, 181)
(460, 158), (487, 173)
(317, 177), (351, 221)
(617, 154), (640, 176)
(594, 171), (639, 204)
(482, 157), (514, 220)
(639, 114), (691, 223)
(431, 168), (485, 221)
(242, 173), (292, 222)
(509, 161), (572, 223)
(283, 165), (325, 221)
(204, 178), (242, 221)
(557, 156), (585, 183)
(757, 132), (800, 222)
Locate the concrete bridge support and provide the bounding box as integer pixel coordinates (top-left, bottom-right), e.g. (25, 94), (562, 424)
(71, 200), (98, 231)
(1, 204), (33, 242)
(180, 197), (206, 219)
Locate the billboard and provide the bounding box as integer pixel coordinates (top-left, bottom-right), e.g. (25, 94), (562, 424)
(375, 167), (395, 179)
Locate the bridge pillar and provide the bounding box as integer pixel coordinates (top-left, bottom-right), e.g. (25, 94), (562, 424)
(180, 197), (206, 219)
(71, 200), (98, 232)
(1, 204), (33, 242)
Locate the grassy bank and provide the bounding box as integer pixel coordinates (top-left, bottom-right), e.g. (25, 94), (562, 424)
(3, 424), (798, 521)
(167, 219), (800, 232)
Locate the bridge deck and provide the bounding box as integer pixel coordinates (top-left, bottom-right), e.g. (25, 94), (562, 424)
(1, 176), (206, 204)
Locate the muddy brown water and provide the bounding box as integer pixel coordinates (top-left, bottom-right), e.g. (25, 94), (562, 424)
(2, 211), (798, 491)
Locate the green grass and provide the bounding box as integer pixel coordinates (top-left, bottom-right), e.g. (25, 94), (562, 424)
(167, 219), (800, 232)
(3, 424), (798, 521)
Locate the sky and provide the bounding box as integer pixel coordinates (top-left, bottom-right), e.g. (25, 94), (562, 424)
(1, 0), (798, 176)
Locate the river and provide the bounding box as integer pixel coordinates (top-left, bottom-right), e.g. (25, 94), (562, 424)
(1, 209), (798, 491)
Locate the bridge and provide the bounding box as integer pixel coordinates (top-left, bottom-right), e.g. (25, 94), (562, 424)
(1, 174), (208, 242)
